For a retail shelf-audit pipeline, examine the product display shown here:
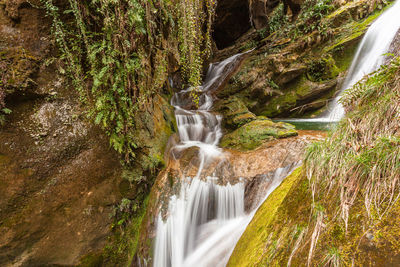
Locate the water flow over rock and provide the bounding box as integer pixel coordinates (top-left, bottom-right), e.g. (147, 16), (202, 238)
(153, 53), (300, 267)
(154, 53), (244, 267)
(324, 0), (400, 121)
(283, 1), (400, 125)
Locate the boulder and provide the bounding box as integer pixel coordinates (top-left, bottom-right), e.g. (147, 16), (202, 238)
(214, 97), (257, 129)
(220, 117), (297, 151)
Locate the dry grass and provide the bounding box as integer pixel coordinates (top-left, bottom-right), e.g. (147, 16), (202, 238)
(304, 57), (400, 262)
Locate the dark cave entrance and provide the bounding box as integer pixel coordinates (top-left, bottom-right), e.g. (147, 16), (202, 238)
(212, 0), (252, 50)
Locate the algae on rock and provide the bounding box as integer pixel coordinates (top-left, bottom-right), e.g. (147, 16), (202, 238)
(213, 0), (392, 119)
(220, 118), (297, 151)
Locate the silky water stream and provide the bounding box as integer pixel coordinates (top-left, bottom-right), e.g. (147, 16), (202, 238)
(153, 54), (299, 267)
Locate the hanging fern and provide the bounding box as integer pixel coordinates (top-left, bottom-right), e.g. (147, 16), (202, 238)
(41, 0), (217, 162)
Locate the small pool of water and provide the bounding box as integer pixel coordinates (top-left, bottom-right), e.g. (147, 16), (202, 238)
(274, 119), (335, 131)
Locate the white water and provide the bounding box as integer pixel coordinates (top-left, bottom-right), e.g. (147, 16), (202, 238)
(153, 53), (299, 267)
(169, 53), (244, 174)
(182, 164), (297, 267)
(153, 165), (298, 267)
(291, 1), (400, 123)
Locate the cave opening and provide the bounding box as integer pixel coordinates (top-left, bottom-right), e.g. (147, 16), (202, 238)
(212, 0), (252, 50)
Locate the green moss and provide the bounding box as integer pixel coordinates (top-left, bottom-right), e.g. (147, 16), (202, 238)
(214, 97), (256, 129)
(228, 167), (306, 267)
(292, 75), (313, 97)
(259, 92), (298, 117)
(331, 42), (358, 73)
(306, 55), (340, 82)
(79, 253), (104, 267)
(220, 119), (297, 151)
(326, 6), (390, 53)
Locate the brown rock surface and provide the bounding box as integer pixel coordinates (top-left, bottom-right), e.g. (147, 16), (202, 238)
(0, 1), (132, 266)
(137, 130), (325, 262)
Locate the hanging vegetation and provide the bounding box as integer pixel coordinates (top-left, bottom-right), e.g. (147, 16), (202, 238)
(41, 0), (216, 162)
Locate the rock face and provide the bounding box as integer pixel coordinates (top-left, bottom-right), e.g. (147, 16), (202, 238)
(249, 0), (304, 30)
(249, 0), (279, 30)
(0, 1), (175, 265)
(213, 0), (390, 119)
(0, 2), (123, 265)
(387, 29), (400, 62)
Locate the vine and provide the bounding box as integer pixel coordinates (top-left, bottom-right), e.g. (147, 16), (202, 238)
(41, 0), (217, 162)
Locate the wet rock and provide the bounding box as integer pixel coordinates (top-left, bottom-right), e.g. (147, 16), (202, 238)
(214, 97), (257, 129)
(220, 118), (297, 151)
(244, 173), (273, 211)
(0, 1), (175, 265)
(137, 130), (325, 262)
(386, 29), (400, 63)
(277, 63), (307, 85)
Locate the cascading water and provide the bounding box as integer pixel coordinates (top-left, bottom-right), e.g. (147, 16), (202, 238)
(153, 53), (299, 267)
(324, 0), (400, 121)
(282, 1), (400, 125)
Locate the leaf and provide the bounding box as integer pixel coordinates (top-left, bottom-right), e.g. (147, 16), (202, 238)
(95, 112), (103, 124)
(2, 108), (12, 114)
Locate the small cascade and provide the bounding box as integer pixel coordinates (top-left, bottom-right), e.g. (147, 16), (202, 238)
(324, 0), (400, 121)
(182, 164), (297, 267)
(282, 1), (400, 126)
(153, 178), (245, 267)
(153, 52), (299, 267)
(169, 53), (244, 176)
(153, 53), (245, 267)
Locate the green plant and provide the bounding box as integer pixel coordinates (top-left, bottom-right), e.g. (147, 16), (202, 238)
(0, 88), (11, 125)
(304, 58), (400, 263)
(267, 0), (334, 39)
(268, 3), (288, 34)
(41, 0), (216, 162)
(306, 55), (339, 82)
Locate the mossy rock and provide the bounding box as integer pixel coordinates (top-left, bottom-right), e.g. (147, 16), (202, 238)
(258, 92), (298, 118)
(325, 5), (391, 54)
(214, 96), (256, 129)
(133, 94), (176, 171)
(306, 55), (340, 82)
(228, 167), (307, 267)
(219, 118), (297, 151)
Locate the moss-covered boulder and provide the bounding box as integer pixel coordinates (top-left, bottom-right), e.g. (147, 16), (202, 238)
(220, 117), (297, 151)
(228, 167), (306, 267)
(257, 75), (338, 117)
(214, 96), (256, 129)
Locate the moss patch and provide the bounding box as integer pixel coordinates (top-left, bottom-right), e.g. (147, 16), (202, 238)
(220, 118), (297, 151)
(80, 196), (150, 267)
(228, 167), (307, 267)
(214, 96), (256, 129)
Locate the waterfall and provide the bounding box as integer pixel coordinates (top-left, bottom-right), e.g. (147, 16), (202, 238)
(153, 166), (298, 267)
(153, 53), (299, 267)
(153, 178), (245, 267)
(282, 1), (400, 124)
(324, 0), (400, 121)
